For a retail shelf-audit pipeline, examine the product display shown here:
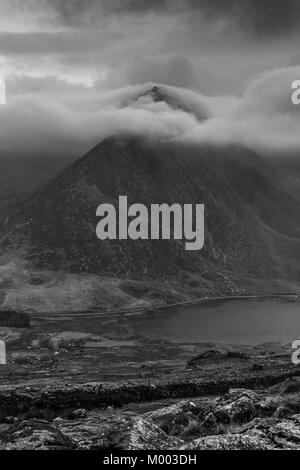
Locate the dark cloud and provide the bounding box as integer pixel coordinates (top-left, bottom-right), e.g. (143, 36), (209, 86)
(48, 0), (171, 21)
(47, 0), (300, 38)
(195, 0), (300, 37)
(0, 0), (299, 161)
(0, 31), (120, 55)
(126, 55), (200, 90)
(1, 0), (299, 96)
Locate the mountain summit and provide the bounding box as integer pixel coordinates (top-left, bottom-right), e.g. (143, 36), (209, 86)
(121, 84), (208, 121)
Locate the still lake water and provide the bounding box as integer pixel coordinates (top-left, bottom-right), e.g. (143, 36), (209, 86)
(125, 299), (300, 345)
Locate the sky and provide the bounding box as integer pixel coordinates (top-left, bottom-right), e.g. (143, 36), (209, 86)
(0, 0), (299, 159)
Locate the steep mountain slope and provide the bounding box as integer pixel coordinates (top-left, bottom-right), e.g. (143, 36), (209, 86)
(0, 135), (299, 294)
(0, 155), (74, 202)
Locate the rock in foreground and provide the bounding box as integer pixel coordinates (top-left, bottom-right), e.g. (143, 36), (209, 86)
(183, 415), (300, 450)
(1, 386), (300, 450)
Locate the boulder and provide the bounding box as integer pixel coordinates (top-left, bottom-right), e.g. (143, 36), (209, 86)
(143, 400), (206, 436)
(71, 408), (88, 419)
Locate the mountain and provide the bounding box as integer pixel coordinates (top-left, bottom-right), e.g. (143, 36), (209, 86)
(0, 134), (299, 295)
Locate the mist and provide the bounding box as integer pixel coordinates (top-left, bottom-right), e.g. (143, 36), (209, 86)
(1, 66), (300, 159)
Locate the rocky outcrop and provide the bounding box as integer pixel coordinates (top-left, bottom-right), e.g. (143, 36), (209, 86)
(183, 415), (300, 450)
(2, 411), (300, 451)
(183, 433), (269, 450)
(187, 350), (249, 367)
(0, 413), (181, 450)
(0, 419), (76, 450)
(144, 400), (207, 436)
(1, 386), (300, 450)
(212, 390), (258, 424)
(144, 389), (278, 439)
(59, 412), (181, 450)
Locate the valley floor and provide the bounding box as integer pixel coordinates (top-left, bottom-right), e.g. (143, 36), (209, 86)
(1, 311), (300, 449)
(1, 258), (299, 314)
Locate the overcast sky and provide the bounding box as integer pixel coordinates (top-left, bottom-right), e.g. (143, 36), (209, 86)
(0, 0), (299, 159)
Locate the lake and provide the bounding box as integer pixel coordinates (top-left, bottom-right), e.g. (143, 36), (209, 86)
(124, 299), (300, 345)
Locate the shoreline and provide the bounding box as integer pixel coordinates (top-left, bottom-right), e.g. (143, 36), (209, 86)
(27, 292), (300, 318)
